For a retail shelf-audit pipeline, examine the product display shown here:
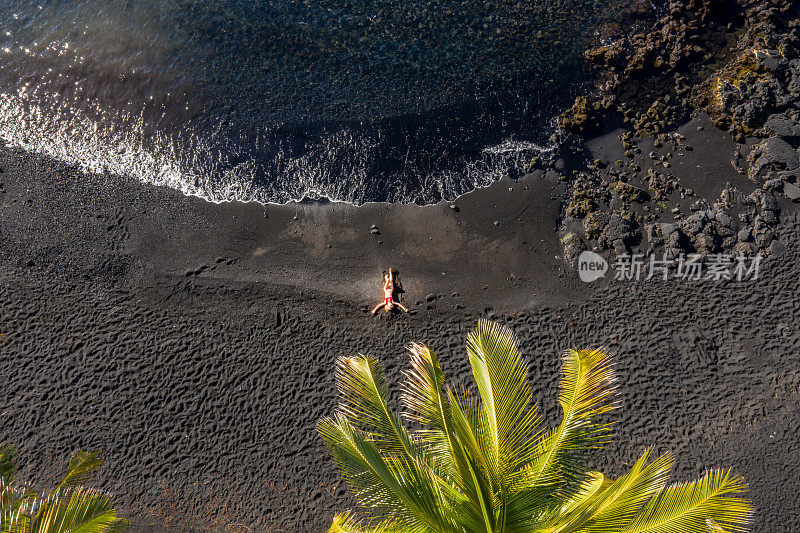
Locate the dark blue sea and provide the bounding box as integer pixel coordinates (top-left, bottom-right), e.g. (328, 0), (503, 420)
(0, 0), (629, 204)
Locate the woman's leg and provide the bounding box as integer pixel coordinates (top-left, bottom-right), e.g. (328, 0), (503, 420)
(396, 302), (409, 312)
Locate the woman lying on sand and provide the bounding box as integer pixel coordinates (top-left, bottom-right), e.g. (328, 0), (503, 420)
(371, 269), (409, 314)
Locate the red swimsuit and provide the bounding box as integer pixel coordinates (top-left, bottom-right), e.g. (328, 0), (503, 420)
(384, 283), (394, 304)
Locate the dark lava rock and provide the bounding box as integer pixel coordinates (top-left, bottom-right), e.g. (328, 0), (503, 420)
(561, 232), (585, 267)
(682, 211), (708, 236)
(783, 181), (800, 201)
(737, 227), (752, 243)
(646, 222), (685, 259)
(747, 137), (800, 180)
(762, 209), (779, 225)
(764, 114), (800, 138)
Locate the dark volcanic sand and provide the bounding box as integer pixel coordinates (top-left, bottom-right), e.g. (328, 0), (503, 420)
(1, 116), (799, 532)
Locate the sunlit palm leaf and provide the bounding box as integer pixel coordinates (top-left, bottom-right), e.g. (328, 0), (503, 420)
(523, 348), (617, 492)
(1, 445), (35, 533)
(465, 321), (543, 487)
(400, 343), (459, 477)
(577, 450), (674, 532)
(320, 322), (751, 533)
(30, 487), (122, 533)
(621, 469), (752, 533)
(328, 511), (404, 533)
(533, 448), (672, 533)
(403, 344), (511, 532)
(335, 356), (416, 458)
(1, 447), (127, 533)
(56, 453), (105, 491)
(317, 414), (451, 532)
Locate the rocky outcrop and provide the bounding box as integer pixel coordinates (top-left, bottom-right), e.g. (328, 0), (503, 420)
(559, 0), (800, 140)
(557, 0), (798, 267)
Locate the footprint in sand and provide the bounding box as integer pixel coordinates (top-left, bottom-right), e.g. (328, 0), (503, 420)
(184, 257), (238, 277)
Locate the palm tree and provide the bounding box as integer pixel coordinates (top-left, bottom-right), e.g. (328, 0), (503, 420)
(318, 320), (752, 532)
(0, 444), (129, 533)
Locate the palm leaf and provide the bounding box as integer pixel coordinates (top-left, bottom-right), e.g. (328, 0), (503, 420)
(622, 469), (752, 533)
(0, 444), (18, 484)
(1, 447), (127, 533)
(400, 343), (459, 476)
(335, 356), (416, 458)
(317, 414), (451, 532)
(523, 348), (617, 492)
(328, 511), (403, 533)
(57, 452), (105, 491)
(400, 344), (502, 532)
(465, 321), (543, 488)
(319, 322), (752, 533)
(30, 487), (125, 533)
(577, 450), (674, 531)
(534, 448), (672, 533)
(1, 445), (37, 533)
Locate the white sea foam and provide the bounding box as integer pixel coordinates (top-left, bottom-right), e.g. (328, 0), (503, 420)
(0, 88), (559, 206)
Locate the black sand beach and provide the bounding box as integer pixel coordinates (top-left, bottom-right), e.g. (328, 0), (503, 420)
(3, 0), (800, 530)
(1, 107), (799, 531)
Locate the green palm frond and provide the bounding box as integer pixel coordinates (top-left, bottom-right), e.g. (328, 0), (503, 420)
(57, 452), (105, 491)
(0, 445), (18, 484)
(401, 343), (459, 476)
(318, 414), (454, 532)
(328, 511), (405, 533)
(0, 448), (127, 533)
(522, 348), (617, 492)
(445, 389), (496, 533)
(1, 444), (36, 533)
(577, 449), (674, 531)
(532, 448), (672, 533)
(30, 487), (126, 533)
(466, 321), (543, 485)
(335, 355), (416, 458)
(318, 321), (751, 533)
(621, 469), (752, 533)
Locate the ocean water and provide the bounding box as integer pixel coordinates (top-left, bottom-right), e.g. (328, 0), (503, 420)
(0, 0), (629, 204)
